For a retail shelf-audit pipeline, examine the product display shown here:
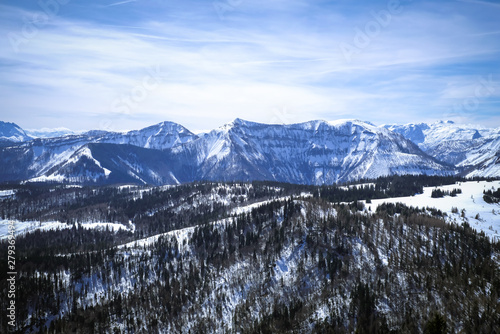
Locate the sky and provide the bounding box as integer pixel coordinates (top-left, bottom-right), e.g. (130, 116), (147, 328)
(1, 0), (500, 133)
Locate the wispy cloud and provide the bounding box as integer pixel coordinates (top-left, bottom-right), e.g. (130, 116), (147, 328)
(105, 0), (138, 7)
(0, 0), (499, 131)
(469, 30), (500, 36)
(456, 0), (500, 8)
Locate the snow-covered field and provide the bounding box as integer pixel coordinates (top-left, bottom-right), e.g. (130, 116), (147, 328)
(364, 180), (500, 241)
(0, 189), (16, 198)
(2, 181), (498, 244)
(0, 220), (133, 239)
(0, 220), (67, 238)
(230, 194), (311, 215)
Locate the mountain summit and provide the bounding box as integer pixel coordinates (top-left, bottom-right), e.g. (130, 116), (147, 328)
(0, 121), (31, 143)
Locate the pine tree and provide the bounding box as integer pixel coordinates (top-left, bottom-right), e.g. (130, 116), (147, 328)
(424, 313), (448, 334)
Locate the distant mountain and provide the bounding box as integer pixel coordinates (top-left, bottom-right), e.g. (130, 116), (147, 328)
(31, 143), (185, 185)
(384, 120), (495, 152)
(25, 127), (77, 139)
(0, 121), (197, 184)
(0, 121), (31, 144)
(23, 119), (453, 185)
(2, 118), (499, 185)
(98, 121), (197, 150)
(386, 121), (500, 178)
(170, 118), (453, 185)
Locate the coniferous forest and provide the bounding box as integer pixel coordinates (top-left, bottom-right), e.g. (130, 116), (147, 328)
(0, 176), (499, 333)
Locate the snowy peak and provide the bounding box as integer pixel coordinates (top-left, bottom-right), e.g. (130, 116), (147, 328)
(386, 120), (500, 171)
(173, 118), (452, 185)
(116, 121), (198, 150)
(134, 121), (193, 137)
(384, 123), (429, 145)
(386, 120), (497, 150)
(29, 144), (112, 184)
(0, 120), (198, 184)
(420, 121), (492, 147)
(0, 121), (31, 143)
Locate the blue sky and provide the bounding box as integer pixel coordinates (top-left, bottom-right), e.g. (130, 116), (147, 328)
(1, 0), (500, 132)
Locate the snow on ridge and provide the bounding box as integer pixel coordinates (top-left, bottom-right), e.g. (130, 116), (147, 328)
(0, 220), (133, 239)
(31, 146), (112, 182)
(230, 195), (311, 215)
(117, 217), (233, 251)
(72, 146), (111, 176)
(117, 195), (314, 251)
(0, 189), (16, 198)
(327, 118), (376, 128)
(26, 174), (67, 183)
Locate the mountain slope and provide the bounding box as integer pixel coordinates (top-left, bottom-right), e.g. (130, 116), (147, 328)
(8, 118), (500, 186)
(31, 143), (187, 185)
(386, 121), (500, 177)
(0, 121), (31, 144)
(385, 121), (500, 166)
(1, 181), (498, 333)
(461, 138), (500, 178)
(0, 121), (197, 183)
(172, 119), (453, 185)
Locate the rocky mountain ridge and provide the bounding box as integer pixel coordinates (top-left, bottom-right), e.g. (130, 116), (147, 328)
(0, 119), (497, 185)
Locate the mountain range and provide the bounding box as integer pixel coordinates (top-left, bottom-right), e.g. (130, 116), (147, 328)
(0, 119), (498, 185)
(385, 121), (500, 178)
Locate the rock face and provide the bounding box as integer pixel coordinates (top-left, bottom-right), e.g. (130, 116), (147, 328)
(0, 118), (458, 185)
(0, 121), (197, 184)
(168, 119), (453, 185)
(386, 120), (500, 178)
(0, 121), (31, 144)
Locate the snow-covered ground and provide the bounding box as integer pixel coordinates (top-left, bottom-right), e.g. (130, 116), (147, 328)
(230, 195), (311, 215)
(339, 182), (376, 191)
(0, 220), (133, 239)
(364, 180), (500, 241)
(0, 189), (16, 198)
(0, 220), (68, 239)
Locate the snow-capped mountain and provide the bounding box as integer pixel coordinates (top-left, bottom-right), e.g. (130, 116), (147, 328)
(0, 121), (197, 183)
(0, 121), (31, 144)
(168, 118), (452, 185)
(3, 118), (500, 185)
(386, 120), (500, 177)
(460, 137), (500, 178)
(32, 143), (184, 185)
(99, 121), (197, 150)
(384, 120), (495, 151)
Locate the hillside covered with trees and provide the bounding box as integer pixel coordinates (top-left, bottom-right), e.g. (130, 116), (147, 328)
(0, 177), (499, 333)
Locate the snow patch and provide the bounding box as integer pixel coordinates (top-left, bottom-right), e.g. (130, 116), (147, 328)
(364, 180), (500, 240)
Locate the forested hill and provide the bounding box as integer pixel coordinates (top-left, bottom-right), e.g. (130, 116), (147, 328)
(0, 177), (499, 333)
